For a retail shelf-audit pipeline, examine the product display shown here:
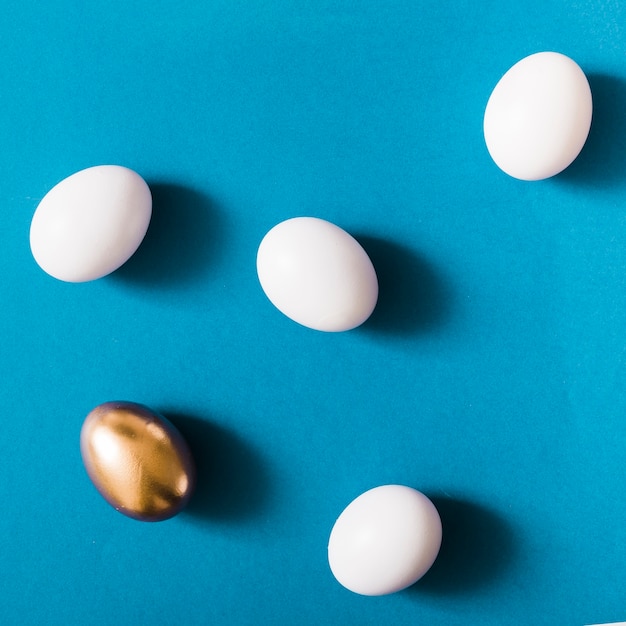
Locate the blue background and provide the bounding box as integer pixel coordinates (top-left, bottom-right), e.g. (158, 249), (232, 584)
(0, 1), (624, 624)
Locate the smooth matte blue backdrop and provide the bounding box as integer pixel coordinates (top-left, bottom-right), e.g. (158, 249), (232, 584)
(0, 1), (624, 624)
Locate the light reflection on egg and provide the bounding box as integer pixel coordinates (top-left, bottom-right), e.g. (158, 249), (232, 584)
(80, 401), (196, 522)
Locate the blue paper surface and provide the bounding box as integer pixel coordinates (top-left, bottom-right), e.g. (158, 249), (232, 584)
(0, 1), (624, 624)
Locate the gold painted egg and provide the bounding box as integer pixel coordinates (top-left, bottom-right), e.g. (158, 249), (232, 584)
(80, 401), (196, 521)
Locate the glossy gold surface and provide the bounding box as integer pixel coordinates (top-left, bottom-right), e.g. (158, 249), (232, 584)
(80, 401), (195, 521)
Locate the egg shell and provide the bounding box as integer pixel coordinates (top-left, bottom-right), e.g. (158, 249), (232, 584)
(30, 165), (152, 282)
(328, 485), (442, 596)
(80, 401), (196, 522)
(256, 217), (378, 332)
(483, 51), (592, 180)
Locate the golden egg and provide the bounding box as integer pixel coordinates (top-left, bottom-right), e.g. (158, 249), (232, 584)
(80, 401), (196, 521)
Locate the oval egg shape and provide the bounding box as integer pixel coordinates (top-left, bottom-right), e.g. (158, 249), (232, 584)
(328, 485), (442, 596)
(256, 217), (378, 332)
(80, 401), (196, 522)
(483, 51), (592, 180)
(30, 165), (152, 282)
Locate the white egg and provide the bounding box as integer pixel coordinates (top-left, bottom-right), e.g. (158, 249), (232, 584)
(483, 51), (592, 180)
(328, 485), (442, 596)
(30, 165), (152, 282)
(256, 217), (378, 332)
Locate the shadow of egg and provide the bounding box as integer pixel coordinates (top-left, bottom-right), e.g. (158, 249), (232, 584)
(354, 235), (453, 337)
(113, 183), (224, 289)
(410, 496), (517, 596)
(163, 412), (272, 524)
(557, 73), (626, 189)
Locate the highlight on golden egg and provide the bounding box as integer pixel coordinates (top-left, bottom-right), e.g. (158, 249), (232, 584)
(80, 401), (196, 521)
